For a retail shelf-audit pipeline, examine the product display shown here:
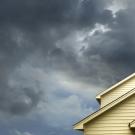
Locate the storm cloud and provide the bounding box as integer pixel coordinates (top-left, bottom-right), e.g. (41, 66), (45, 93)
(0, 0), (113, 116)
(0, 0), (135, 135)
(0, 0), (112, 28)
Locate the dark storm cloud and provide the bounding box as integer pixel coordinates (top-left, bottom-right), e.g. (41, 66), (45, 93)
(0, 0), (135, 117)
(0, 0), (77, 27)
(0, 0), (112, 116)
(0, 31), (43, 115)
(78, 0), (113, 26)
(45, 1), (135, 86)
(82, 7), (135, 83)
(0, 0), (112, 29)
(0, 28), (44, 115)
(0, 87), (42, 115)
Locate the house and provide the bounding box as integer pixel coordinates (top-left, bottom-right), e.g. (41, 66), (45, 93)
(73, 73), (135, 135)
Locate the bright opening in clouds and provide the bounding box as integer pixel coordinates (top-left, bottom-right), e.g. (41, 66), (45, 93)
(0, 0), (135, 135)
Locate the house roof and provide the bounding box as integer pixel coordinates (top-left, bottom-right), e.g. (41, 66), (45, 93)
(96, 72), (135, 101)
(73, 87), (135, 130)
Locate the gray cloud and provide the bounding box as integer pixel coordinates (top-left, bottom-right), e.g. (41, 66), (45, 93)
(0, 0), (134, 124)
(0, 0), (112, 116)
(0, 0), (113, 29)
(83, 6), (135, 82)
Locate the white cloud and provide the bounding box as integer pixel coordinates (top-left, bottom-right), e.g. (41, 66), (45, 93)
(13, 130), (33, 135)
(106, 0), (128, 17)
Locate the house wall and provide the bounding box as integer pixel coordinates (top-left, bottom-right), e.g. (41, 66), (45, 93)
(84, 94), (135, 135)
(100, 76), (135, 108)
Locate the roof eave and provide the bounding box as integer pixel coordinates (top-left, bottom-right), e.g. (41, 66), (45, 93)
(73, 124), (84, 130)
(96, 96), (101, 104)
(73, 88), (135, 131)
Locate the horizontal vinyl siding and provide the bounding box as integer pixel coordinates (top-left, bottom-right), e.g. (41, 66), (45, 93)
(84, 94), (135, 135)
(101, 77), (135, 107)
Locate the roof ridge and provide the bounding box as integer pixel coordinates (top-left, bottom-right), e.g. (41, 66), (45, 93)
(73, 87), (135, 130)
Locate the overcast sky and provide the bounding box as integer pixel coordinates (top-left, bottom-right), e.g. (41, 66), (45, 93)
(0, 0), (135, 135)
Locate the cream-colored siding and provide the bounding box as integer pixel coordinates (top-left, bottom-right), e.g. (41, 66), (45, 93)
(84, 94), (135, 135)
(100, 76), (135, 108)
